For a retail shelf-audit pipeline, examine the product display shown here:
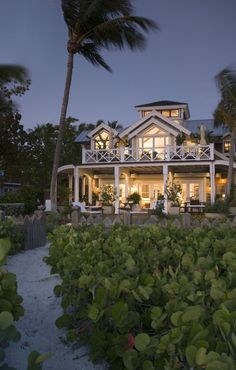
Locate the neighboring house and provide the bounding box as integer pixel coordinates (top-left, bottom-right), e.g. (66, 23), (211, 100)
(58, 100), (233, 213)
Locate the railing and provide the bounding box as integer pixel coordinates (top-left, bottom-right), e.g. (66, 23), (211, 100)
(83, 144), (214, 164)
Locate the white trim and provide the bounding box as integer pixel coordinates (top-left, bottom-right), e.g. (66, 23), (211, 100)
(120, 110), (191, 138)
(87, 123), (118, 138)
(128, 117), (179, 139)
(58, 164), (75, 173)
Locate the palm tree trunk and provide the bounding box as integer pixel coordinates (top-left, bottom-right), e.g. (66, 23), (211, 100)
(50, 52), (74, 212)
(226, 127), (236, 198)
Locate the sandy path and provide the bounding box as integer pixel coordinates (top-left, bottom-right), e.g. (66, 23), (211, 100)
(5, 245), (107, 370)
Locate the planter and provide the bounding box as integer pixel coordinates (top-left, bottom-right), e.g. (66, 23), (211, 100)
(131, 204), (141, 212)
(230, 207), (236, 215)
(205, 212), (226, 219)
(168, 206), (180, 215)
(103, 205), (114, 215)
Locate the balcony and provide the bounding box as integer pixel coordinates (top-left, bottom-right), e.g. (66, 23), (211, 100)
(82, 144), (214, 164)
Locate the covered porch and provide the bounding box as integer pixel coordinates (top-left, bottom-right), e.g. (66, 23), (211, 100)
(58, 161), (225, 214)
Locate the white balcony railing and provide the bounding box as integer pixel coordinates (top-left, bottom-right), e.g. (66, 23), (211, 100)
(83, 144), (214, 164)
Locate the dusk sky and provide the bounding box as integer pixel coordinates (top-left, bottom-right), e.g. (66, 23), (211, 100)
(1, 0), (236, 129)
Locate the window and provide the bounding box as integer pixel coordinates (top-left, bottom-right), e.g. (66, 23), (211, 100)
(95, 130), (110, 149)
(190, 184), (200, 200)
(142, 184), (149, 198)
(223, 141), (231, 153)
(143, 110), (151, 116)
(160, 109), (179, 118)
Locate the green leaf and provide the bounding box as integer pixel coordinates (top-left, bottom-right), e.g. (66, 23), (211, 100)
(122, 349), (138, 370)
(195, 347), (207, 366)
(0, 312), (13, 330)
(210, 288), (224, 300)
(142, 360), (154, 370)
(185, 345), (197, 367)
(182, 306), (203, 323)
(88, 304), (100, 322)
(170, 311), (182, 326)
(35, 352), (52, 364)
(111, 301), (128, 325)
(150, 307), (162, 320)
(0, 238), (11, 263)
(134, 333), (150, 352)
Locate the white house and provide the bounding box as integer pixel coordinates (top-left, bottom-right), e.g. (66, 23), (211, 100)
(58, 100), (234, 213)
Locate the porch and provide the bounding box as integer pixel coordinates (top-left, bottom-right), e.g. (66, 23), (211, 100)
(58, 161), (224, 214)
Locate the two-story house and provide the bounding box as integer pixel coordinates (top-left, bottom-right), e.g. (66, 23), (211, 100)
(58, 100), (234, 213)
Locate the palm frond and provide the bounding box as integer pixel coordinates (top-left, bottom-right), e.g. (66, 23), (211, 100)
(80, 43), (112, 72)
(61, 0), (81, 29)
(215, 67), (236, 106)
(0, 65), (28, 84)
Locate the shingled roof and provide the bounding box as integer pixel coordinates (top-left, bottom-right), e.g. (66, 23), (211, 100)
(135, 100), (187, 108)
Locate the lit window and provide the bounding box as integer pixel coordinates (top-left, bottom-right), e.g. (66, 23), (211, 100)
(224, 141), (231, 153)
(190, 184), (199, 200)
(170, 109), (179, 117)
(145, 125), (160, 135)
(161, 110), (170, 117)
(95, 131), (110, 149)
(144, 110), (151, 116)
(142, 185), (149, 198)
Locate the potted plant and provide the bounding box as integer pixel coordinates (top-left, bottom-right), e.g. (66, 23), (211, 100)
(81, 194), (88, 206)
(92, 192), (99, 206)
(205, 199), (229, 219)
(127, 192), (141, 211)
(165, 182), (182, 215)
(101, 185), (115, 214)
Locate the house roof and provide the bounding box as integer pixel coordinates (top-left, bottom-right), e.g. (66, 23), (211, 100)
(184, 119), (228, 137)
(135, 100), (187, 108)
(75, 130), (91, 143)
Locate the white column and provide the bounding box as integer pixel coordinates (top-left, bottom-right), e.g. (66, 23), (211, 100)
(74, 167), (79, 202)
(114, 166), (120, 214)
(68, 174), (73, 203)
(82, 176), (86, 197)
(88, 176), (92, 204)
(163, 164), (168, 213)
(125, 174), (130, 199)
(210, 162), (215, 204)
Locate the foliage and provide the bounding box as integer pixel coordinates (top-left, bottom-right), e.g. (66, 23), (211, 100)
(0, 185), (38, 214)
(175, 133), (186, 146)
(81, 194), (88, 204)
(165, 182), (182, 206)
(92, 192), (99, 205)
(47, 223), (236, 370)
(153, 201), (165, 218)
(101, 185), (116, 206)
(0, 219), (24, 255)
(45, 212), (61, 234)
(205, 200), (230, 214)
(127, 193), (141, 205)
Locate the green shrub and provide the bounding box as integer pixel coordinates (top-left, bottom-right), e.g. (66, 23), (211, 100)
(47, 224), (236, 370)
(0, 219), (24, 254)
(127, 193), (141, 205)
(45, 212), (61, 234)
(205, 200), (229, 214)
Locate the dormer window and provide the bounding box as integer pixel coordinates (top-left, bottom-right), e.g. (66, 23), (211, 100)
(94, 130), (110, 149)
(161, 109), (179, 118)
(143, 110), (151, 116)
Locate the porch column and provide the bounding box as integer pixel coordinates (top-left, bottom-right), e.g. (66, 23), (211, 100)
(124, 173), (130, 199)
(88, 176), (92, 204)
(210, 162), (215, 204)
(82, 176), (86, 197)
(163, 164), (168, 213)
(74, 167), (79, 202)
(68, 174), (73, 203)
(114, 166), (120, 214)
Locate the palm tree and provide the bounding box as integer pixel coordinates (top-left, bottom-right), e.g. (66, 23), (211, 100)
(50, 0), (159, 211)
(108, 120), (123, 131)
(214, 67), (236, 198)
(0, 64), (29, 114)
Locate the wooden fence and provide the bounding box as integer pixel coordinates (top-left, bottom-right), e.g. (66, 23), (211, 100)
(12, 213), (46, 250)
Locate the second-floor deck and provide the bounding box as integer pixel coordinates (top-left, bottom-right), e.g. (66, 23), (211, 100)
(82, 144), (214, 164)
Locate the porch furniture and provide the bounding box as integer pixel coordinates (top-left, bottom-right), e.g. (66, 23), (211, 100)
(72, 202), (102, 214)
(180, 202), (205, 213)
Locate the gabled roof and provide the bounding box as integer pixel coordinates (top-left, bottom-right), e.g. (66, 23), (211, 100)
(135, 100), (187, 108)
(120, 110), (191, 138)
(87, 122), (118, 138)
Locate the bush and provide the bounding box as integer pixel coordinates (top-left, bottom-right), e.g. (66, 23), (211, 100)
(45, 212), (61, 234)
(0, 219), (24, 254)
(0, 185), (38, 215)
(47, 224), (236, 370)
(205, 200), (229, 214)
(127, 193), (141, 205)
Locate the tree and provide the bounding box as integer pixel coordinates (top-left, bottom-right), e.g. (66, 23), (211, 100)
(214, 67), (236, 197)
(0, 64), (29, 116)
(50, 0), (159, 211)
(108, 120), (123, 131)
